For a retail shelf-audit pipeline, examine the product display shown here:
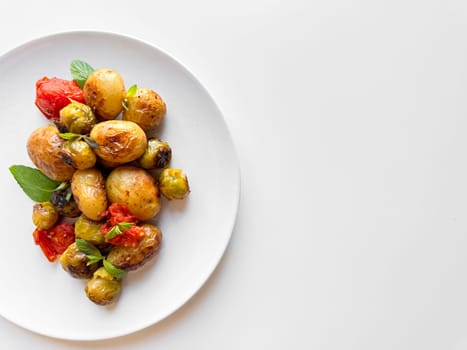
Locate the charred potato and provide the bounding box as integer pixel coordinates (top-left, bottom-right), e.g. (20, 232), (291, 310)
(60, 242), (99, 279)
(71, 168), (107, 221)
(122, 87), (166, 131)
(106, 166), (161, 221)
(83, 68), (126, 120)
(90, 120), (147, 164)
(27, 125), (75, 181)
(106, 224), (162, 271)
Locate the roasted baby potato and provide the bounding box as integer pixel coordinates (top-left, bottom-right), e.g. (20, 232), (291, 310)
(83, 68), (126, 120)
(85, 267), (121, 305)
(71, 168), (107, 221)
(122, 87), (166, 131)
(106, 224), (162, 271)
(106, 166), (161, 221)
(27, 125), (75, 181)
(90, 120), (147, 164)
(60, 242), (99, 279)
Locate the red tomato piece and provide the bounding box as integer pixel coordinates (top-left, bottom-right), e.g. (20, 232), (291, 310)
(100, 203), (144, 247)
(33, 223), (75, 262)
(35, 77), (85, 121)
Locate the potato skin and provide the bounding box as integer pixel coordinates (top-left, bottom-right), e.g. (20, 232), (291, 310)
(71, 168), (108, 221)
(106, 224), (162, 271)
(27, 125), (75, 181)
(106, 166), (161, 221)
(122, 88), (166, 131)
(83, 68), (125, 120)
(90, 120), (147, 164)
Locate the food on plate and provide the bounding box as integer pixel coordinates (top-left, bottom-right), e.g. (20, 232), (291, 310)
(85, 267), (122, 305)
(122, 87), (166, 131)
(71, 168), (108, 221)
(159, 168), (190, 200)
(59, 100), (97, 134)
(90, 120), (147, 164)
(35, 77), (85, 121)
(106, 166), (161, 221)
(27, 125), (76, 181)
(9, 59), (190, 305)
(106, 224), (162, 271)
(32, 202), (59, 230)
(138, 138), (172, 169)
(60, 242), (99, 279)
(83, 68), (126, 120)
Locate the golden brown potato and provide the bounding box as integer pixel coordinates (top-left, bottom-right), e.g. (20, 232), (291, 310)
(71, 168), (108, 221)
(83, 68), (126, 120)
(27, 125), (75, 181)
(106, 166), (161, 221)
(106, 224), (162, 271)
(90, 120), (147, 165)
(122, 87), (166, 131)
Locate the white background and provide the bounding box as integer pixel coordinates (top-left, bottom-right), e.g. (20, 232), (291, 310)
(2, 0), (467, 349)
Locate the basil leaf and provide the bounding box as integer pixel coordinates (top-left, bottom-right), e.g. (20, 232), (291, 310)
(83, 136), (99, 150)
(59, 132), (80, 140)
(127, 84), (137, 97)
(75, 239), (102, 258)
(9, 165), (60, 202)
(118, 222), (134, 230)
(105, 225), (122, 240)
(70, 60), (94, 88)
(86, 255), (103, 266)
(103, 259), (126, 279)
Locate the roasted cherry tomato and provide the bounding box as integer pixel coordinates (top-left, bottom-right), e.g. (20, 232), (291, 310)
(35, 77), (85, 121)
(100, 203), (144, 247)
(33, 222), (75, 262)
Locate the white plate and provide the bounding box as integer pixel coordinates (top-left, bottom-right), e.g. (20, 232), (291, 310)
(0, 31), (239, 340)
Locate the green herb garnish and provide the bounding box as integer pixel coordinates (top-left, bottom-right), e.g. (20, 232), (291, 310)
(105, 222), (134, 239)
(70, 60), (94, 88)
(9, 165), (61, 202)
(75, 239), (126, 279)
(127, 84), (137, 97)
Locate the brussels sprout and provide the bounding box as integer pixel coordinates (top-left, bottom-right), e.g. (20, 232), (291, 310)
(60, 140), (96, 170)
(74, 214), (106, 246)
(32, 201), (59, 229)
(138, 138), (172, 169)
(59, 100), (97, 134)
(159, 168), (190, 200)
(85, 267), (122, 305)
(60, 242), (99, 279)
(50, 189), (81, 217)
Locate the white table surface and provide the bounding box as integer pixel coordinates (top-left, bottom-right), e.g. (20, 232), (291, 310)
(2, 0), (467, 349)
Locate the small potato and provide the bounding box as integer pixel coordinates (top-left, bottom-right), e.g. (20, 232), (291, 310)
(106, 224), (162, 271)
(27, 125), (75, 181)
(71, 168), (107, 221)
(83, 68), (125, 120)
(106, 166), (161, 221)
(90, 120), (147, 165)
(122, 87), (166, 131)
